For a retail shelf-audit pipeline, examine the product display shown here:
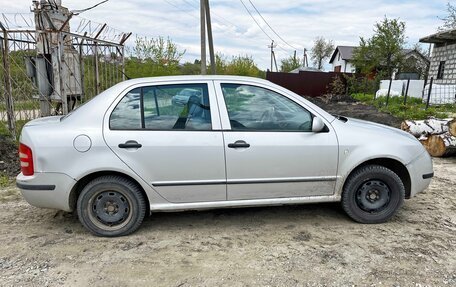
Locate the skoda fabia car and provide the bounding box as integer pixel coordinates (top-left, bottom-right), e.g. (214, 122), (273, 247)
(16, 76), (433, 237)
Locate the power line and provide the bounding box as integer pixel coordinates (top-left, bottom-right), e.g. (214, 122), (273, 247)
(187, 0), (239, 29)
(247, 0), (300, 51)
(162, 0), (199, 20)
(72, 0), (109, 15)
(239, 0), (273, 42)
(239, 0), (295, 55)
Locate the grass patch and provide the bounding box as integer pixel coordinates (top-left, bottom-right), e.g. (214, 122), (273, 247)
(0, 174), (10, 188)
(0, 120), (28, 140)
(0, 100), (38, 112)
(352, 93), (454, 120)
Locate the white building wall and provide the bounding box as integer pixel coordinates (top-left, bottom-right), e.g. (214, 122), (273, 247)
(331, 51), (356, 73)
(344, 62), (356, 73)
(428, 43), (456, 84)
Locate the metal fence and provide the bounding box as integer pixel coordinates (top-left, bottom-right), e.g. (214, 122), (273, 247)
(423, 77), (456, 107)
(0, 12), (129, 138)
(379, 77), (456, 108)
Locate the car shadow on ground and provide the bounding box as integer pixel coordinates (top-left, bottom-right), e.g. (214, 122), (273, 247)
(140, 202), (349, 230)
(50, 202), (349, 235)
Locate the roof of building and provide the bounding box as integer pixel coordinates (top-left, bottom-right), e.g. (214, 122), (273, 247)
(329, 45), (430, 65)
(419, 28), (456, 44)
(289, 66), (322, 73)
(329, 46), (356, 64)
(402, 49), (430, 63)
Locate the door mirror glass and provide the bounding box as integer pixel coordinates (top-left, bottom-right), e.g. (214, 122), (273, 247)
(312, 116), (326, 132)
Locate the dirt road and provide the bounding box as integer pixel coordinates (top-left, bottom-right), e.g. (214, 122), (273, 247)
(0, 158), (455, 286)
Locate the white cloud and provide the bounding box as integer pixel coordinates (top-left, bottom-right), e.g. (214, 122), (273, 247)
(1, 0), (449, 70)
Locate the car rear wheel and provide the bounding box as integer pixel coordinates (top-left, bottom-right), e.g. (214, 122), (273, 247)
(342, 165), (405, 223)
(77, 176), (146, 237)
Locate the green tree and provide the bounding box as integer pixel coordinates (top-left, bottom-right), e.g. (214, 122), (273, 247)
(210, 54), (262, 77)
(209, 53), (228, 75)
(280, 54), (302, 72)
(125, 36), (185, 78)
(311, 37), (334, 70)
(225, 55), (262, 77)
(439, 2), (456, 31)
(179, 59), (201, 75)
(352, 17), (406, 78)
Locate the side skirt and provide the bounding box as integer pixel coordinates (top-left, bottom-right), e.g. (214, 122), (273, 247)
(149, 195), (341, 212)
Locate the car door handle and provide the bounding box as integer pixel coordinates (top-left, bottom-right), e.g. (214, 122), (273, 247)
(228, 140), (250, 149)
(118, 140), (142, 149)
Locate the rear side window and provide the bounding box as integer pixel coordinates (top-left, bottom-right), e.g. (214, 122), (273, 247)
(110, 84), (211, 130)
(110, 88), (142, 129)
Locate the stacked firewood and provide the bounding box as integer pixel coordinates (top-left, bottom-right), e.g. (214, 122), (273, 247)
(401, 118), (456, 157)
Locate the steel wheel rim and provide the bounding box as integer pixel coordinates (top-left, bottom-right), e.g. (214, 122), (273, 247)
(88, 190), (132, 229)
(356, 180), (391, 213)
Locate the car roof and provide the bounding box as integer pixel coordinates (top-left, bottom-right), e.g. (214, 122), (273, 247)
(118, 75), (270, 86)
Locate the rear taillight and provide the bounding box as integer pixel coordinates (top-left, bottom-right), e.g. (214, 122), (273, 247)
(19, 143), (34, 176)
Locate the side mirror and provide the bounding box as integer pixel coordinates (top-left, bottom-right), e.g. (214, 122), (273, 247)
(312, 116), (325, 132)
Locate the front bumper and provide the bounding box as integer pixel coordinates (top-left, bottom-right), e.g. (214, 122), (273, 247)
(16, 172), (77, 212)
(406, 151), (433, 197)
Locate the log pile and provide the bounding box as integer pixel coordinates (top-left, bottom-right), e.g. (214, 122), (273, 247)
(401, 118), (456, 157)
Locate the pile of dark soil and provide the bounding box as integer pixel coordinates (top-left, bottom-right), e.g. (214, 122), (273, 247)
(0, 136), (19, 177)
(307, 96), (402, 128)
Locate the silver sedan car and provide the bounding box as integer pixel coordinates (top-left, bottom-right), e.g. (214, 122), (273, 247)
(16, 76), (433, 237)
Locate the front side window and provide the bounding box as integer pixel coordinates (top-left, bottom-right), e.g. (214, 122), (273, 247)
(221, 84), (313, 131)
(110, 84), (211, 130)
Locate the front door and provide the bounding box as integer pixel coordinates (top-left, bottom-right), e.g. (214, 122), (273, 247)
(216, 83), (338, 200)
(103, 81), (226, 203)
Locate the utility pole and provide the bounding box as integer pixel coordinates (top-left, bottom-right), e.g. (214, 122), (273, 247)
(268, 40), (277, 72)
(205, 0), (215, 75)
(200, 0), (206, 74)
(303, 48), (308, 68)
(200, 0), (215, 74)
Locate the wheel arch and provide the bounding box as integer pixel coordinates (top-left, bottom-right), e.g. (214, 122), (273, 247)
(343, 157), (411, 199)
(69, 170), (151, 214)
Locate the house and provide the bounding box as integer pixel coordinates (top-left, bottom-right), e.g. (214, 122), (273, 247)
(395, 49), (430, 80)
(329, 46), (356, 73)
(329, 45), (429, 79)
(420, 28), (456, 84)
(289, 66), (322, 73)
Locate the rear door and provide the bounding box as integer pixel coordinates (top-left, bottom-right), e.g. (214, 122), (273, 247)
(103, 80), (226, 203)
(215, 81), (339, 200)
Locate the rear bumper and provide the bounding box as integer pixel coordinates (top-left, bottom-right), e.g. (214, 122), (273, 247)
(406, 151), (433, 197)
(16, 172), (76, 212)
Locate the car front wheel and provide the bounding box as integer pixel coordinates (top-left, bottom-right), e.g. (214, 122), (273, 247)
(342, 165), (405, 223)
(77, 175), (146, 237)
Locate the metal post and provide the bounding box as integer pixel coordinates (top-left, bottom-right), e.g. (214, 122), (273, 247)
(121, 45), (125, 81)
(1, 30), (16, 138)
(204, 0), (216, 75)
(386, 78), (392, 106)
(426, 77), (433, 110)
(57, 32), (68, 114)
(200, 0), (206, 75)
(404, 79), (410, 105)
(79, 36), (85, 102)
(94, 41), (100, 95)
(269, 40), (274, 72)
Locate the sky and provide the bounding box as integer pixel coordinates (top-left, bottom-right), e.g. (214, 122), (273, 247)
(0, 0), (450, 70)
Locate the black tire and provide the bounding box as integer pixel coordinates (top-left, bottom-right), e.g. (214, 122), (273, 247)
(342, 165), (405, 223)
(77, 175), (146, 237)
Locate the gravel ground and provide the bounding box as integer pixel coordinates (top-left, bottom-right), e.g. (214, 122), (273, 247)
(0, 157), (455, 286)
